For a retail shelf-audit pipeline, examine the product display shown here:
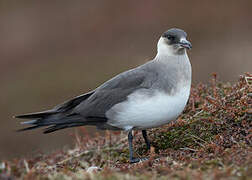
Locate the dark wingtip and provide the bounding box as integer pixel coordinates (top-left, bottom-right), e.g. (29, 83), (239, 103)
(14, 114), (25, 119)
(14, 111), (55, 119)
(43, 125), (62, 134)
(14, 114), (34, 119)
(14, 113), (34, 119)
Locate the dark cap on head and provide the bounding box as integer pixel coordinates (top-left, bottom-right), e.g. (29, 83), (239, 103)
(162, 28), (191, 49)
(162, 28), (187, 39)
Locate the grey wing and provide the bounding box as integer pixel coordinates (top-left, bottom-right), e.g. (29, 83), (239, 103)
(16, 63), (157, 133)
(73, 66), (158, 119)
(16, 90), (95, 119)
(53, 90), (95, 112)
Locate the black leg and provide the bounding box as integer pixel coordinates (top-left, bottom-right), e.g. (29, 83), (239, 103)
(142, 130), (150, 150)
(128, 130), (140, 163)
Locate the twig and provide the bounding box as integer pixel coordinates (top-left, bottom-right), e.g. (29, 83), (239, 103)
(191, 110), (204, 119)
(189, 134), (207, 143)
(180, 147), (198, 152)
(245, 76), (252, 85)
(46, 150), (91, 170)
(192, 139), (205, 148)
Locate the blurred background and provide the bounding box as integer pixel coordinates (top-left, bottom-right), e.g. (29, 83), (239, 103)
(1, 0), (252, 160)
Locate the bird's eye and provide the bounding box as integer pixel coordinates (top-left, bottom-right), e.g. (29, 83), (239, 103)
(167, 35), (175, 41)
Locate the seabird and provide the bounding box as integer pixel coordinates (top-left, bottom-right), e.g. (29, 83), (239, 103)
(15, 28), (192, 163)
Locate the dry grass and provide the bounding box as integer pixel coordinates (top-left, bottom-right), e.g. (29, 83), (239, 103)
(1, 73), (251, 180)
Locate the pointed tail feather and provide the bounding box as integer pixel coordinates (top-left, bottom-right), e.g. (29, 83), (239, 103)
(15, 110), (56, 119)
(16, 105), (108, 133)
(15, 91), (95, 120)
(16, 113), (88, 133)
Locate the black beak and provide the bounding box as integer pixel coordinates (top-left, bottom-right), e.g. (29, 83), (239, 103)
(179, 39), (192, 49)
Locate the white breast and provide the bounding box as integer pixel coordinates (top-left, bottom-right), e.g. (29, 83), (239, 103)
(106, 85), (191, 131)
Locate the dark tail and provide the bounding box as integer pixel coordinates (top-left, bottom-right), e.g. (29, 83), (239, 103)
(15, 91), (96, 133)
(16, 112), (86, 133)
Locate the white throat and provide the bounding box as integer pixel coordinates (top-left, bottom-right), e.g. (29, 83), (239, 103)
(155, 37), (186, 58)
(156, 37), (174, 57)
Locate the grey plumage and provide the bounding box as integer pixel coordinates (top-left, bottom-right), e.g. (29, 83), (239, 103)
(17, 58), (189, 132)
(16, 28), (192, 163)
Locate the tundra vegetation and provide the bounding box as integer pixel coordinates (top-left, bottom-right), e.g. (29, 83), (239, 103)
(1, 73), (251, 180)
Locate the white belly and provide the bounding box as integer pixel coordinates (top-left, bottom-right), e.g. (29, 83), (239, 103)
(106, 86), (190, 130)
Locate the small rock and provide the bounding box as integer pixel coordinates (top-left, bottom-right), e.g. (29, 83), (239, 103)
(86, 166), (102, 173)
(0, 162), (5, 169)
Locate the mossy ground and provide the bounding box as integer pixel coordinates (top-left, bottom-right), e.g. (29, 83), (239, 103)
(1, 73), (252, 179)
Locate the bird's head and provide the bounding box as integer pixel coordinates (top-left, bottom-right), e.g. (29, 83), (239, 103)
(157, 28), (192, 56)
